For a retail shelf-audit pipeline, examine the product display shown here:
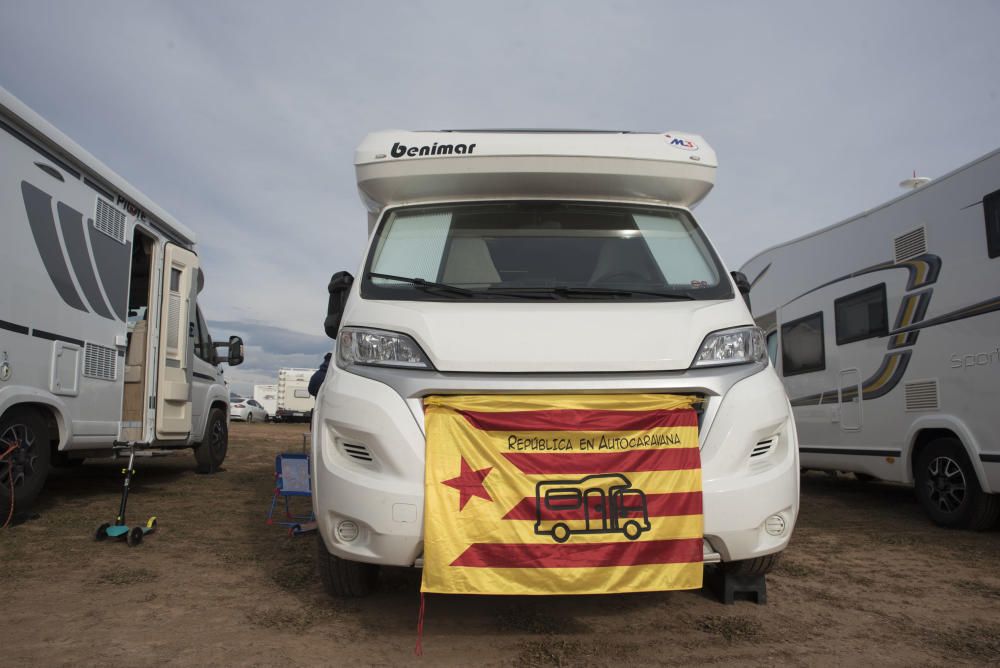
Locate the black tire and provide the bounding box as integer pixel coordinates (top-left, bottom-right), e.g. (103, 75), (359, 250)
(316, 535), (379, 597)
(95, 522), (111, 541)
(915, 437), (1000, 530)
(0, 408), (51, 521)
(722, 552), (782, 577)
(127, 526), (143, 547)
(193, 408), (228, 474)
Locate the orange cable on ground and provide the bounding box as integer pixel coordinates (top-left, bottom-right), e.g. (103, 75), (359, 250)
(1, 440), (19, 528)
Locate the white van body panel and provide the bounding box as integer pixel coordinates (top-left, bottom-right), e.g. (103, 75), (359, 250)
(312, 129), (799, 571)
(741, 148), (1000, 494)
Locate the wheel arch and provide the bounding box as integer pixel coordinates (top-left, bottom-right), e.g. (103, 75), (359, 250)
(905, 416), (990, 492)
(0, 388), (69, 451)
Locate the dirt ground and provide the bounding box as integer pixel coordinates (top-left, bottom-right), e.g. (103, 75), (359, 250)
(3, 422), (999, 667)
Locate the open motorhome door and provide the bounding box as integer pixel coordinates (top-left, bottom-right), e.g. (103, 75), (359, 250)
(155, 243), (198, 440)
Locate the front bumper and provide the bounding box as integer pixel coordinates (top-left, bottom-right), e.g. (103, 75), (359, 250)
(312, 363), (799, 566)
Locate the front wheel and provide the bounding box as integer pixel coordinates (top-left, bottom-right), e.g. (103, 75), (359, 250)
(722, 552), (782, 577)
(915, 437), (1000, 530)
(193, 408), (228, 474)
(316, 535), (379, 597)
(0, 408), (51, 522)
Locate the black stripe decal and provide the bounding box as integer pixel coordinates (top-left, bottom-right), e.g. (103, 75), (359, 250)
(981, 454), (1000, 463)
(58, 202), (114, 319)
(193, 372), (214, 381)
(800, 446), (901, 457)
(83, 177), (115, 202)
(21, 181), (88, 312)
(31, 329), (84, 347)
(0, 319), (30, 335)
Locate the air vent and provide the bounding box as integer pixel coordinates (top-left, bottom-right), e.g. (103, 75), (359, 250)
(341, 443), (375, 464)
(94, 197), (127, 242)
(905, 380), (939, 411)
(750, 437), (776, 458)
(893, 227), (927, 262)
(166, 293), (181, 350)
(84, 343), (117, 380)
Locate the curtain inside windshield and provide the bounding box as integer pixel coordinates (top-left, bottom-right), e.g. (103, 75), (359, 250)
(369, 202), (723, 296)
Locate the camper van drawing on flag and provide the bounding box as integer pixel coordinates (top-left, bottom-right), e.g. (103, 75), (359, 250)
(535, 474), (650, 543)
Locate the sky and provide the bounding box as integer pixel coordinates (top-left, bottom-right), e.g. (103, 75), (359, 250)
(2, 1), (998, 395)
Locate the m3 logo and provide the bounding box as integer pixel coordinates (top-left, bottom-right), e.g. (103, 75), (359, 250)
(664, 134), (698, 151)
(21, 181), (131, 321)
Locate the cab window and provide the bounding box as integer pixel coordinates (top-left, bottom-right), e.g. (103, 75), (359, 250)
(193, 306), (214, 363)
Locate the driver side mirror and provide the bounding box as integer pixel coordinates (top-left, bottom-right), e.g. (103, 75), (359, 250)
(730, 271), (751, 310)
(325, 271), (354, 339)
(213, 336), (245, 366)
(227, 335), (245, 366)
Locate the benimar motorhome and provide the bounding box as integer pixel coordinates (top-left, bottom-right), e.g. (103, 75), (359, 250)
(740, 148), (1000, 529)
(312, 130), (800, 596)
(0, 86), (244, 519)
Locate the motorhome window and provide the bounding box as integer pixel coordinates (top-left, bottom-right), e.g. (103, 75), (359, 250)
(781, 312), (825, 376)
(293, 389), (311, 399)
(170, 267), (181, 292)
(363, 202), (731, 301)
(985, 188), (1000, 259)
(834, 284), (887, 345)
(544, 489), (582, 510)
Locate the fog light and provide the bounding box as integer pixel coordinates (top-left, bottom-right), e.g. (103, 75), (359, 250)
(764, 514), (786, 536)
(337, 520), (359, 542)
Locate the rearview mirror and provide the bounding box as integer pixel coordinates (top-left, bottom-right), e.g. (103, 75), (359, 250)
(213, 336), (245, 366)
(325, 271), (354, 339)
(227, 335), (245, 366)
(730, 271), (751, 310)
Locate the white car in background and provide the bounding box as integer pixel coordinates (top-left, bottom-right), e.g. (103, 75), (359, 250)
(230, 398), (267, 423)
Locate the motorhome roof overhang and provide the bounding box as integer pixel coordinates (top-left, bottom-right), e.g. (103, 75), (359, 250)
(355, 130), (717, 222)
(0, 85), (196, 247)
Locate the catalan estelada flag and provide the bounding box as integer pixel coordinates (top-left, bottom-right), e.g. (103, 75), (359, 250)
(421, 394), (703, 595)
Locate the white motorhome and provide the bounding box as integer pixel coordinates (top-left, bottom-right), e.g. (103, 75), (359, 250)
(0, 86), (244, 518)
(740, 149), (1000, 529)
(253, 383), (278, 419)
(275, 368), (314, 422)
(312, 129), (800, 596)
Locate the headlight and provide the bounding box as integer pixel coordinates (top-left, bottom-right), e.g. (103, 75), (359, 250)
(691, 326), (766, 368)
(336, 327), (434, 370)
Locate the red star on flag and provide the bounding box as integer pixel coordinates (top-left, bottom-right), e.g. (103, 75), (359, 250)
(442, 457), (493, 510)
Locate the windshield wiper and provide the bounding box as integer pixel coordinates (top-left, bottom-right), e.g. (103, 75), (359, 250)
(366, 273), (551, 299)
(488, 285), (696, 300)
(367, 272), (477, 297)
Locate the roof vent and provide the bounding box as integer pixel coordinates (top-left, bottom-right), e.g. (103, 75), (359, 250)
(94, 197), (127, 243)
(894, 227), (927, 262)
(905, 380), (939, 411)
(83, 342), (117, 381)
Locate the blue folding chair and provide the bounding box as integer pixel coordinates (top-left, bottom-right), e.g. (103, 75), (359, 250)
(266, 453), (315, 534)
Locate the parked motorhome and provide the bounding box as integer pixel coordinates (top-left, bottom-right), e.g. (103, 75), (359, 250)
(313, 129), (800, 596)
(275, 368), (314, 422)
(740, 149), (1000, 529)
(253, 383), (278, 419)
(0, 86), (244, 518)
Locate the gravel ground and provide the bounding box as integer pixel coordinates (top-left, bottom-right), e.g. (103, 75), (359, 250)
(3, 422), (999, 666)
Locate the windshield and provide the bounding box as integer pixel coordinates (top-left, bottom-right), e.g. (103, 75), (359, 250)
(361, 202), (732, 301)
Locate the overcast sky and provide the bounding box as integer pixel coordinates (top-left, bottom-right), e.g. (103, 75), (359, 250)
(2, 1), (998, 394)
